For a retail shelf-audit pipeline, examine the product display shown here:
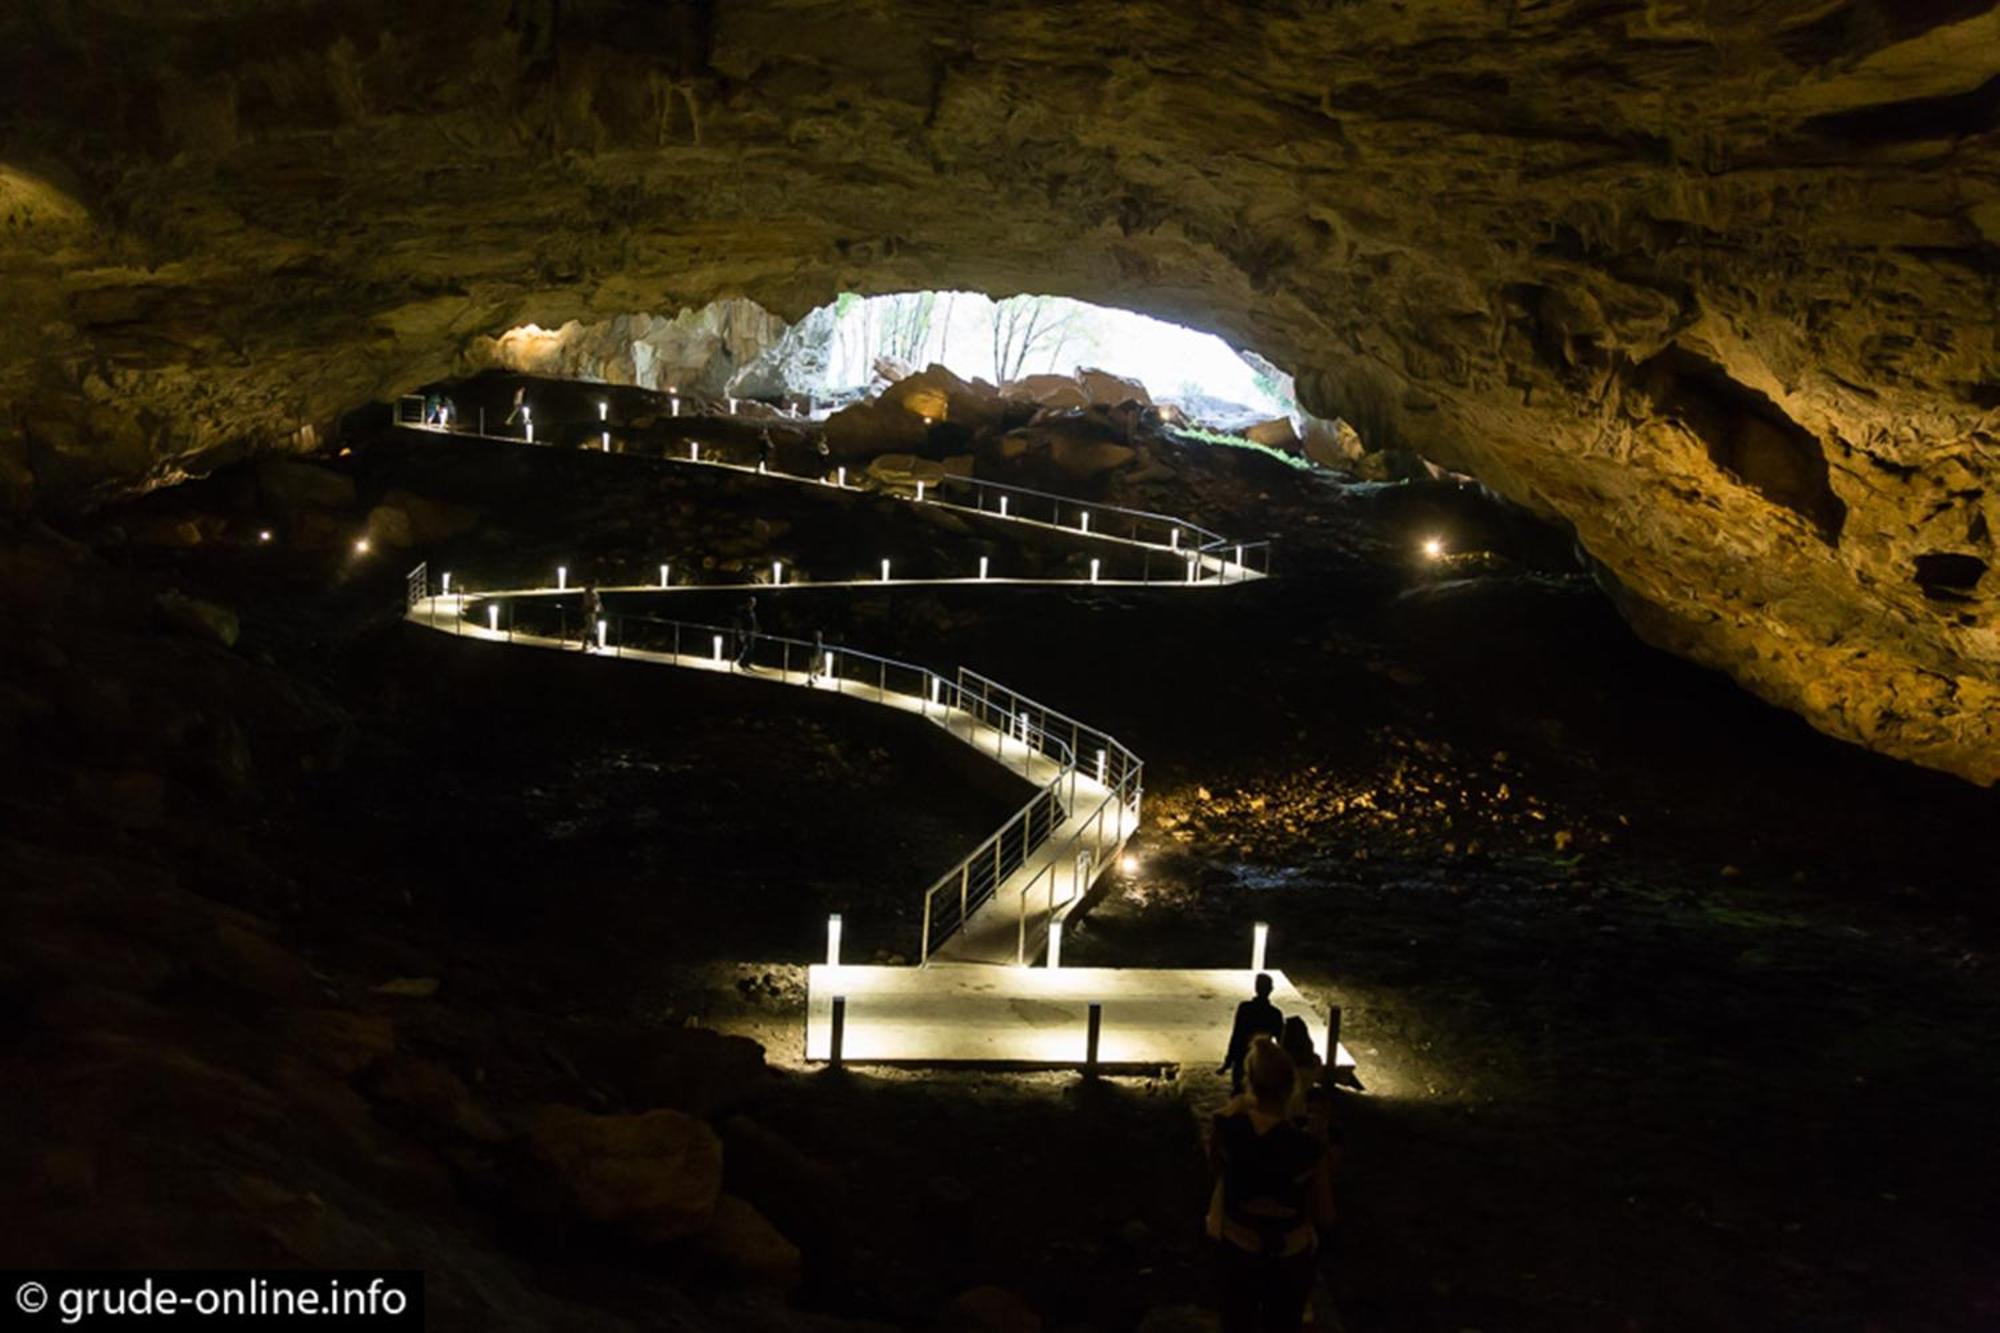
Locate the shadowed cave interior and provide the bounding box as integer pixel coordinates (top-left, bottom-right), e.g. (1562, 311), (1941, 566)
(2, 3), (1999, 1331)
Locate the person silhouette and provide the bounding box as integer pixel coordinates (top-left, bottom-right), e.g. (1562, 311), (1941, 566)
(1219, 973), (1284, 1095)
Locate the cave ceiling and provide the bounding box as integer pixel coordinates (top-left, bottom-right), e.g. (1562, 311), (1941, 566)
(1, 0), (1996, 780)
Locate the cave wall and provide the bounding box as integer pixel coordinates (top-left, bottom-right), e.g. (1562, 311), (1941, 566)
(1, 0), (1996, 781)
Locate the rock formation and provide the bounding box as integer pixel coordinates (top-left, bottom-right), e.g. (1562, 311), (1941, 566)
(0, 1), (1995, 779)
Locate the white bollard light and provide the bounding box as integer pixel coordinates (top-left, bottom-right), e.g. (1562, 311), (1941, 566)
(1252, 921), (1270, 973)
(488, 604), (499, 631)
(1185, 555), (1198, 585)
(822, 650), (835, 678)
(880, 558), (891, 582)
(979, 556), (989, 581)
(691, 441), (701, 462)
(602, 430), (610, 451)
(1235, 544), (1245, 570)
(596, 618), (607, 649)
(660, 563), (671, 588)
(1048, 920), (1063, 970)
(1089, 558), (1100, 584)
(826, 913), (843, 967)
(837, 465), (847, 487)
(998, 495), (1009, 518)
(557, 566), (567, 591)
(930, 677), (942, 703)
(525, 421), (534, 443)
(598, 400), (609, 421)
(670, 396), (680, 417)
(772, 561), (783, 585)
(712, 634), (725, 662)
(441, 571), (452, 594)
(1171, 527), (1181, 550)
(1096, 748), (1107, 782)
(728, 396), (737, 415)
(916, 481), (926, 501)
(1080, 511), (1090, 533)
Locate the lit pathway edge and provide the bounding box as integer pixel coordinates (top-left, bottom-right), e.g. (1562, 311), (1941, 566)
(391, 404), (1274, 586)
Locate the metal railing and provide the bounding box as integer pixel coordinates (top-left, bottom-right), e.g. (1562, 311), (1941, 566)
(389, 394), (1272, 576)
(416, 586), (1121, 963)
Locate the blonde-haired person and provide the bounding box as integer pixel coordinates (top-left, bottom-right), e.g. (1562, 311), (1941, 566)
(1206, 1035), (1333, 1332)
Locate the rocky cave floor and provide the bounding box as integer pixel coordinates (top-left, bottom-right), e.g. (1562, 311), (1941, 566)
(4, 395), (1999, 1332)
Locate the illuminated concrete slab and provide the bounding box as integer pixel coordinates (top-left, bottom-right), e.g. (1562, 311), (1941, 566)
(804, 965), (1356, 1070)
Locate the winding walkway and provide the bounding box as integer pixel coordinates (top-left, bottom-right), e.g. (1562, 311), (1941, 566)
(397, 400), (1353, 1073)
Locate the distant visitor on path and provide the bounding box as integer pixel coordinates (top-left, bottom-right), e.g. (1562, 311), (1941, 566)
(734, 596), (760, 670)
(1207, 1036), (1333, 1333)
(1280, 1015), (1325, 1127)
(758, 428), (774, 472)
(1220, 973), (1285, 1095)
(504, 385), (526, 426)
(809, 629), (827, 684)
(580, 583), (603, 653)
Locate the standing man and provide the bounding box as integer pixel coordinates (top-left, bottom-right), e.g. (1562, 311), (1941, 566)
(1219, 973), (1285, 1095)
(757, 428), (775, 473)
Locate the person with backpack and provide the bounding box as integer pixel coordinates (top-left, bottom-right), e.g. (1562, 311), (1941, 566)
(580, 583), (604, 653)
(1219, 973), (1286, 1095)
(1207, 1035), (1334, 1333)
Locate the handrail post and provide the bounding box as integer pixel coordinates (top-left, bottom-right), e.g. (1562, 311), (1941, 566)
(920, 892), (933, 966)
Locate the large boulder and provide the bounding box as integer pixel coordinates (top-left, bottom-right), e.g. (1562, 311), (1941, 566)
(822, 398), (931, 459)
(1243, 416), (1300, 450)
(867, 453), (950, 490)
(1078, 367), (1151, 407)
(1001, 374), (1089, 410)
(1301, 416), (1366, 471)
(256, 460), (355, 512)
(526, 1106), (723, 1245)
(363, 490), (478, 549)
(1048, 436), (1136, 481)
(691, 1194), (803, 1292)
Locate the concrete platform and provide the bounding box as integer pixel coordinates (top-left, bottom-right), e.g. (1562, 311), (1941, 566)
(805, 964), (1356, 1070)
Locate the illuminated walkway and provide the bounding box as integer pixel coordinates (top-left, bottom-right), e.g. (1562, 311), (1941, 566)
(396, 403), (1358, 1072)
(391, 403), (1273, 586)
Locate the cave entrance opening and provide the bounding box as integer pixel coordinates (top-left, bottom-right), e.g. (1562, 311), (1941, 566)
(480, 291), (1361, 471)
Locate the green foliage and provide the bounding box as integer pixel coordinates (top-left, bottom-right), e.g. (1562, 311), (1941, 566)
(1170, 425), (1313, 471)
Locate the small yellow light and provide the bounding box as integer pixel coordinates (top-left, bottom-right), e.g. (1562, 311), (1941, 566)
(353, 537), (371, 555)
(1422, 537), (1445, 560)
(257, 529), (272, 543)
(1119, 854), (1139, 875)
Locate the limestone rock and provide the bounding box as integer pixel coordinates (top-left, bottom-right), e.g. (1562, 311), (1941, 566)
(822, 399), (930, 460)
(1243, 417), (1299, 451)
(153, 591), (239, 648)
(364, 490), (477, 549)
(691, 1194), (802, 1292)
(1002, 374), (1090, 410)
(866, 453), (948, 489)
(526, 1106), (723, 1246)
(1078, 367), (1151, 407)
(256, 461), (355, 512)
(1048, 437), (1136, 482)
(2, 2), (1998, 779)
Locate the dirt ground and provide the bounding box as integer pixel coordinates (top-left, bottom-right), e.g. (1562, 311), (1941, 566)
(64, 388), (2000, 1332)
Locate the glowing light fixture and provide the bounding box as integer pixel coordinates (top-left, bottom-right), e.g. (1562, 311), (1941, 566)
(1235, 544), (1244, 569)
(670, 395), (680, 417)
(771, 561), (783, 586)
(596, 618), (608, 649)
(556, 566), (567, 591)
(598, 400), (609, 421)
(691, 441), (701, 462)
(915, 481), (926, 501)
(998, 495), (1009, 518)
(1185, 555), (1198, 585)
(880, 558), (891, 582)
(1119, 853), (1139, 875)
(258, 529), (272, 543)
(822, 650), (835, 678)
(1047, 920), (1063, 970)
(659, 564), (671, 588)
(488, 604), (500, 631)
(712, 634), (724, 662)
(440, 571), (452, 594)
(979, 556), (989, 581)
(353, 537), (371, 555)
(1252, 921), (1270, 973)
(1079, 511), (1091, 533)
(1095, 748), (1107, 782)
(601, 431), (610, 451)
(1089, 558), (1100, 584)
(826, 913), (843, 967)
(727, 396), (738, 415)
(1422, 536), (1445, 561)
(836, 465), (847, 487)
(1170, 528), (1180, 550)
